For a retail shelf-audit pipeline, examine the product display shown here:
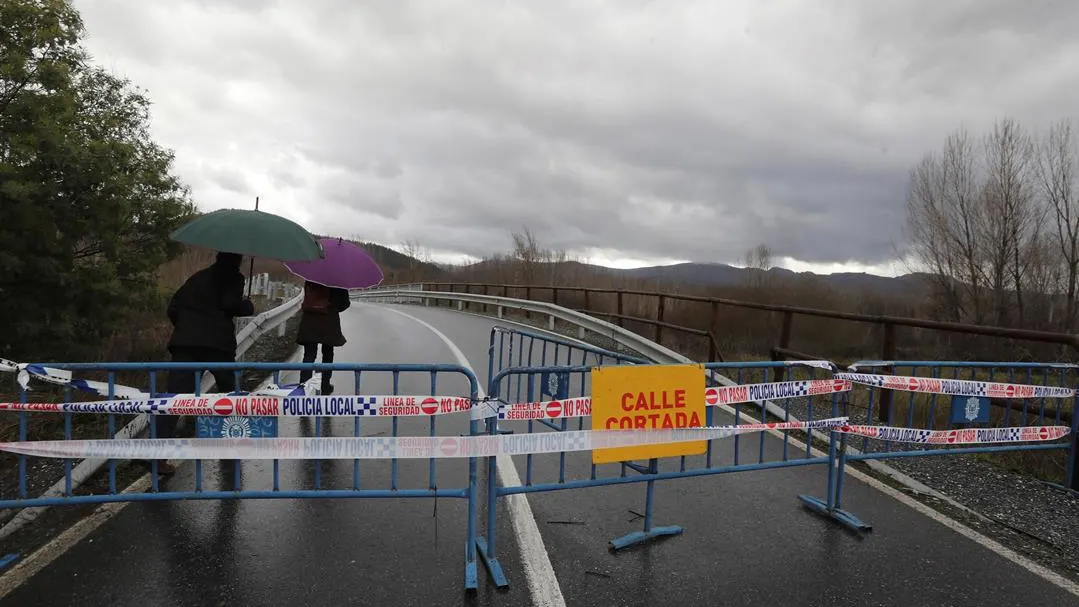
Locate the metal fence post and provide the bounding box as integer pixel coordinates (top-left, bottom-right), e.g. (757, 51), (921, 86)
(617, 292), (625, 327)
(655, 295), (665, 343)
(878, 323), (896, 423)
(776, 311), (793, 382)
(1069, 391), (1079, 491)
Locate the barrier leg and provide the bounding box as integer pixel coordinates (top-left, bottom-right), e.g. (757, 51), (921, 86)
(464, 451), (479, 592)
(609, 458), (683, 550)
(798, 432), (872, 532)
(1067, 406), (1079, 492)
(476, 419), (509, 588)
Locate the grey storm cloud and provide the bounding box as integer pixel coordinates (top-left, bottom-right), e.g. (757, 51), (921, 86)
(72, 0), (1079, 267)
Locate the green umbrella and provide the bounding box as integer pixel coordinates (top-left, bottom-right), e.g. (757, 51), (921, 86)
(170, 208), (324, 261)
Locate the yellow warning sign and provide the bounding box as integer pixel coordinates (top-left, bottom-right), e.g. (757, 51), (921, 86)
(591, 364), (706, 464)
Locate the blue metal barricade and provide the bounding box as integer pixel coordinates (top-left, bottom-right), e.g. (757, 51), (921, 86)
(476, 339), (846, 587)
(799, 360), (1078, 532)
(0, 361), (487, 590)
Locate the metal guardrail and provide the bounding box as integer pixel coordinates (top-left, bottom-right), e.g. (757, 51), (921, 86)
(0, 294), (305, 539)
(353, 286), (978, 502)
(236, 294), (303, 360)
(355, 287), (690, 366)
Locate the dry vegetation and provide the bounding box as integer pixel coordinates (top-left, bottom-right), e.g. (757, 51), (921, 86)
(0, 246), (300, 407)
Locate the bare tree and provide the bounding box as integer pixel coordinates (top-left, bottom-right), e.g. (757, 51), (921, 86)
(982, 118), (1041, 326)
(905, 128), (988, 323)
(400, 239), (420, 269)
(1037, 119), (1079, 331)
(543, 246), (567, 285)
(906, 119), (1055, 330)
(741, 243), (774, 292)
(743, 243), (773, 270)
(512, 226), (541, 284)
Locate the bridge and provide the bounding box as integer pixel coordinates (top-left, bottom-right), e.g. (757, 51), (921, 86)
(0, 288), (1076, 606)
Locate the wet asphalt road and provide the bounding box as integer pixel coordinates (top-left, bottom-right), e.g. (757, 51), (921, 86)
(3, 303), (1078, 606)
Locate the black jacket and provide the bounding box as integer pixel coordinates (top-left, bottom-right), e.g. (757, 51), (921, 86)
(296, 285), (351, 347)
(166, 261), (255, 355)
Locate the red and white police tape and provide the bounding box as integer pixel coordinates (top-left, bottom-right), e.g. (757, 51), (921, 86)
(0, 378), (852, 423)
(0, 393), (501, 420)
(498, 378), (853, 421)
(834, 424), (1071, 445)
(0, 417), (851, 460)
(834, 372), (1075, 398)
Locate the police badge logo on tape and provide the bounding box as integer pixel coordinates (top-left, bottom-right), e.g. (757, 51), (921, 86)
(221, 416), (251, 438)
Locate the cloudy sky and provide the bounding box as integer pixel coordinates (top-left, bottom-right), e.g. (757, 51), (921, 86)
(72, 0), (1079, 275)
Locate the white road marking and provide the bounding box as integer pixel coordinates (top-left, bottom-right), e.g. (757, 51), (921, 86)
(0, 473), (152, 600)
(712, 404), (1079, 597)
(377, 304), (567, 607)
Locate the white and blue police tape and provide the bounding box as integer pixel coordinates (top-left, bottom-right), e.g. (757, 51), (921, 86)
(835, 423), (1071, 444)
(0, 378), (853, 424)
(704, 378), (851, 406)
(0, 362), (316, 399)
(0, 393), (502, 420)
(497, 378), (852, 421)
(0, 417), (851, 460)
(1, 362), (150, 398)
(834, 372), (1075, 398)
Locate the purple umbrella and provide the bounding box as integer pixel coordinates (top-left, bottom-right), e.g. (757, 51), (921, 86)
(283, 238), (384, 289)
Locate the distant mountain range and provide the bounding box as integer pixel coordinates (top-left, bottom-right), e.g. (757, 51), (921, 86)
(447, 258), (929, 295)
(607, 262), (931, 294)
(340, 243), (929, 297)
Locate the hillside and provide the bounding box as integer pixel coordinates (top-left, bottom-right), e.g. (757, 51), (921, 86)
(444, 258), (927, 295)
(352, 241), (444, 278)
(615, 262), (930, 295)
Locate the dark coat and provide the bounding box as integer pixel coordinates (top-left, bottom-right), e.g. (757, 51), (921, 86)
(296, 284), (351, 347)
(166, 260), (255, 355)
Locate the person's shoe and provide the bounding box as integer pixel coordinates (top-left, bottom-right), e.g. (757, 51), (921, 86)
(321, 384), (334, 395)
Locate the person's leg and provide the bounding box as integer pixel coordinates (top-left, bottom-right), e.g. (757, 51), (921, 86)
(161, 349), (201, 440)
(320, 344), (334, 394)
(299, 343), (317, 383)
(209, 366), (237, 394)
(140, 349), (201, 475)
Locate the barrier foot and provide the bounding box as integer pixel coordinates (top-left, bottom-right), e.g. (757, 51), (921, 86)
(608, 524), (683, 551)
(465, 560), (478, 592)
(797, 494), (872, 532)
(463, 536), (479, 592)
(476, 536), (510, 589)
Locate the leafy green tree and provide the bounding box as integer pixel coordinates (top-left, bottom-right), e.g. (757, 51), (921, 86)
(0, 0), (195, 361)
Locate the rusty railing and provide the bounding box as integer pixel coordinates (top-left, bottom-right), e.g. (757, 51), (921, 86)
(416, 282), (1079, 424)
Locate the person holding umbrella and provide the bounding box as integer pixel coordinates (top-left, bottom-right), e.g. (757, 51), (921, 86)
(146, 205), (324, 475)
(164, 250), (255, 412)
(296, 281), (351, 395)
(285, 237), (385, 395)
